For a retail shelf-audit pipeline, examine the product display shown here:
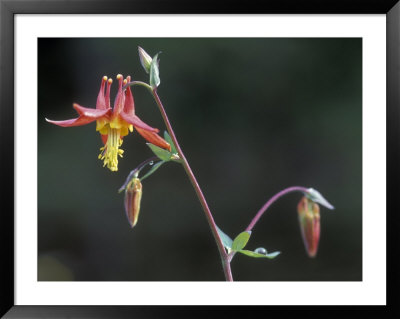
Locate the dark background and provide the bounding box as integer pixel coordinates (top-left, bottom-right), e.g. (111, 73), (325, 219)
(38, 38), (361, 281)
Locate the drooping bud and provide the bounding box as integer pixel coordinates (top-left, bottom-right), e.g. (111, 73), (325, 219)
(138, 46), (152, 74)
(124, 177), (143, 228)
(297, 196), (320, 258)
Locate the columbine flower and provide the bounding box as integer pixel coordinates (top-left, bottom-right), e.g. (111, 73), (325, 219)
(46, 74), (170, 171)
(297, 196), (320, 258)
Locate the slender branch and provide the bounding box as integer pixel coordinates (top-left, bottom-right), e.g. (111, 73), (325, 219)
(246, 186), (308, 231)
(118, 156), (159, 192)
(151, 88), (232, 281)
(123, 80), (151, 91)
(124, 81), (311, 280)
(228, 186), (308, 262)
(223, 258), (233, 281)
(125, 81), (309, 280)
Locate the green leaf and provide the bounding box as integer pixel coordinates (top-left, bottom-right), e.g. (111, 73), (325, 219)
(216, 225), (233, 250)
(150, 53), (161, 88)
(164, 131), (177, 154)
(147, 143), (172, 161)
(140, 161), (165, 182)
(237, 249), (281, 259)
(232, 231), (251, 251)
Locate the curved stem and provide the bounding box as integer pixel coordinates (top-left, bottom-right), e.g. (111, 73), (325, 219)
(123, 81), (151, 91)
(125, 82), (309, 280)
(246, 186), (308, 231)
(149, 88), (232, 281)
(118, 156), (159, 192)
(228, 186), (308, 262)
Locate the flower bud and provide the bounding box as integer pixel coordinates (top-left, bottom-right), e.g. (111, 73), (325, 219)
(124, 177), (143, 228)
(138, 46), (152, 74)
(297, 196), (320, 258)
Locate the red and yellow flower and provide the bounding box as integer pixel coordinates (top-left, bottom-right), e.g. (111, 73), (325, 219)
(46, 74), (170, 171)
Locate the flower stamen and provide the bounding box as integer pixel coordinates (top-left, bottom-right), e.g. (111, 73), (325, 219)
(98, 126), (124, 171)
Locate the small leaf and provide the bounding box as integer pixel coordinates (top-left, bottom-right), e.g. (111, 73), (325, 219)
(216, 225), (233, 250)
(140, 161), (165, 182)
(237, 249), (281, 259)
(150, 53), (161, 88)
(164, 131), (177, 154)
(147, 143), (172, 161)
(232, 231), (251, 251)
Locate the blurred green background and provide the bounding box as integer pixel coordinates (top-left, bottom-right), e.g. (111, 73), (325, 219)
(38, 38), (361, 281)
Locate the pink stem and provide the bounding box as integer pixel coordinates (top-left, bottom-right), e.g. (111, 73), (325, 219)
(152, 88), (232, 281)
(246, 186), (308, 232)
(227, 186), (308, 262)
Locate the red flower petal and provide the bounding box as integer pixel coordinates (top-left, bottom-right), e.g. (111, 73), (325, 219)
(135, 127), (171, 151)
(113, 74), (125, 116)
(46, 106), (110, 127)
(105, 78), (112, 108)
(73, 103), (111, 118)
(124, 75), (135, 116)
(119, 112), (159, 133)
(96, 76), (108, 110)
(46, 116), (96, 127)
(100, 133), (108, 145)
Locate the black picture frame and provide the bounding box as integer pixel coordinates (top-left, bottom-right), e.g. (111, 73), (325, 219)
(1, 0), (399, 318)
